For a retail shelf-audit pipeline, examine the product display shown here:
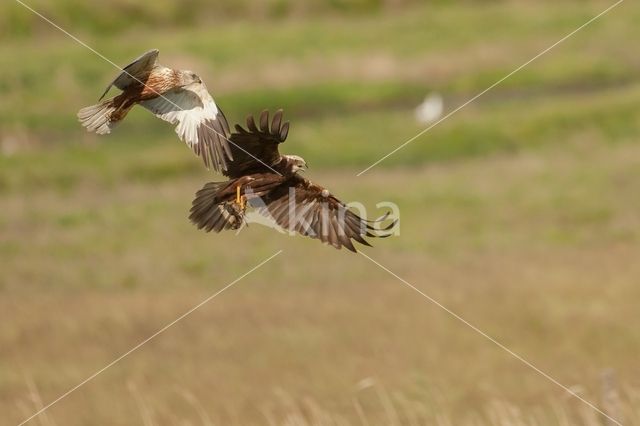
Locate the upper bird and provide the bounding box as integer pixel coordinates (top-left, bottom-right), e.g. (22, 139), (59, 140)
(189, 109), (395, 252)
(77, 49), (232, 172)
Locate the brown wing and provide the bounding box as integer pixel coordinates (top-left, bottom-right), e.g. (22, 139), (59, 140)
(224, 109), (289, 178)
(99, 49), (160, 100)
(257, 177), (396, 252)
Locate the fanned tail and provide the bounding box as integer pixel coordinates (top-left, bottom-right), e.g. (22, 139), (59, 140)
(77, 95), (131, 135)
(189, 181), (243, 232)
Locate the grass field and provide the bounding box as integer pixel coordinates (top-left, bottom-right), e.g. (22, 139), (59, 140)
(2, 1), (640, 425)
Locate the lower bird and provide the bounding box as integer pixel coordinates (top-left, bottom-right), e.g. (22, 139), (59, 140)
(189, 110), (395, 252)
(77, 49), (232, 172)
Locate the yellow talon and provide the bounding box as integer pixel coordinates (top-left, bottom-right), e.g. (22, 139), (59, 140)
(235, 185), (247, 210)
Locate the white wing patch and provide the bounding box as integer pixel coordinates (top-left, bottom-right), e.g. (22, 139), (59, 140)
(140, 82), (232, 171)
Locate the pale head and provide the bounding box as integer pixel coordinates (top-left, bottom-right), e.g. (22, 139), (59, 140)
(284, 155), (308, 174)
(178, 70), (202, 86)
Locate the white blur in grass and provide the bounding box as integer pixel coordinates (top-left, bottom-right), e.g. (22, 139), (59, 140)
(414, 93), (444, 125)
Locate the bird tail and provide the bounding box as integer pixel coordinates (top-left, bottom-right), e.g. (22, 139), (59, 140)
(189, 181), (243, 233)
(77, 95), (132, 135)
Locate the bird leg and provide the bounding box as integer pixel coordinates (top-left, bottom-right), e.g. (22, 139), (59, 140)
(223, 185), (247, 231)
(235, 185), (247, 210)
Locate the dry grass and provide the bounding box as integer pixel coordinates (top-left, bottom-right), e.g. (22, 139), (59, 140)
(13, 378), (640, 425)
(2, 141), (640, 425)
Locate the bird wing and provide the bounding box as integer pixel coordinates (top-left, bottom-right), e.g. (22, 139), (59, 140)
(140, 82), (232, 172)
(189, 181), (244, 232)
(99, 49), (160, 100)
(256, 177), (396, 252)
(224, 110), (289, 178)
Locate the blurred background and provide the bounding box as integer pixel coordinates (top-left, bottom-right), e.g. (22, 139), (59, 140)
(1, 0), (640, 425)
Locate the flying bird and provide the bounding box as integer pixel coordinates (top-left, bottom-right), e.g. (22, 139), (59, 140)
(189, 110), (395, 252)
(77, 49), (232, 172)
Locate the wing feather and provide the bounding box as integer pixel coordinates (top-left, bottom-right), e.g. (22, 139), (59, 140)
(279, 122), (290, 141)
(271, 110), (283, 134)
(140, 82), (232, 172)
(99, 49), (160, 100)
(259, 110), (270, 132)
(256, 177), (394, 251)
(225, 109), (289, 178)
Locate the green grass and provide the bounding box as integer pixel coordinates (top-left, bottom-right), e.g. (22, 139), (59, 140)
(2, 81), (640, 193)
(2, 1), (640, 425)
(2, 0), (639, 138)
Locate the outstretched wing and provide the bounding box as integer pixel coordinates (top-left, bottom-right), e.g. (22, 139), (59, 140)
(256, 177), (396, 252)
(99, 49), (159, 100)
(225, 109), (289, 178)
(140, 82), (232, 172)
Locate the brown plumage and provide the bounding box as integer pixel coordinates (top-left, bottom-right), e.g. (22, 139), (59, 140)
(77, 49), (232, 172)
(189, 110), (395, 252)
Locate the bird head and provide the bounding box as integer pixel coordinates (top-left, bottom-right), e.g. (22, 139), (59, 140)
(284, 155), (308, 174)
(179, 70), (202, 86)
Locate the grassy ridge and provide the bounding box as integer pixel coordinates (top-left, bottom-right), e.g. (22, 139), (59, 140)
(1, 1), (639, 177)
(6, 0), (597, 37)
(2, 82), (640, 192)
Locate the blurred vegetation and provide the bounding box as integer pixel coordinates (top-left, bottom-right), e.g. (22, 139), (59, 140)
(1, 0), (640, 184)
(2, 0), (501, 37)
(2, 1), (640, 425)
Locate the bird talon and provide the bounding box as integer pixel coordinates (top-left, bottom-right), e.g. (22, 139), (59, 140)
(235, 185), (247, 210)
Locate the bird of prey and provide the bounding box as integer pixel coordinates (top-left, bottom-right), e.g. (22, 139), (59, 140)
(77, 49), (232, 172)
(189, 110), (395, 252)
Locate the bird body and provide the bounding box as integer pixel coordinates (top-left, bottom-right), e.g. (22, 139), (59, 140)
(190, 110), (395, 251)
(78, 49), (232, 172)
